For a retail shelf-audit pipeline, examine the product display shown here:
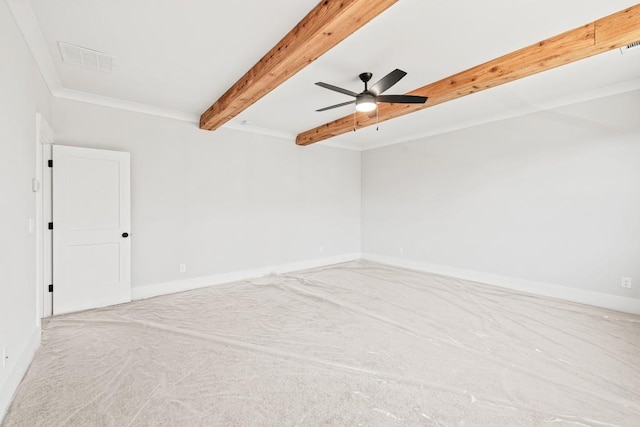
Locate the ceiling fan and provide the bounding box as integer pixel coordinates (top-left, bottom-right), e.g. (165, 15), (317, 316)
(315, 69), (427, 115)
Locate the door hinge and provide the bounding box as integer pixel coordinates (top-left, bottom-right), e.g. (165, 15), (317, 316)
(48, 284), (53, 292)
(48, 159), (53, 167)
(48, 222), (53, 230)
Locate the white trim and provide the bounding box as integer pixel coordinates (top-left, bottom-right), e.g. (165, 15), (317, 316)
(218, 122), (362, 151)
(359, 78), (640, 151)
(35, 114), (54, 321)
(41, 144), (53, 318)
(54, 89), (361, 150)
(4, 0), (353, 148)
(54, 77), (640, 152)
(8, 0), (640, 150)
(361, 253), (640, 316)
(132, 253), (361, 300)
(4, 1), (305, 145)
(222, 121), (296, 141)
(55, 88), (201, 123)
(311, 139), (363, 151)
(0, 327), (41, 423)
(6, 0), (61, 94)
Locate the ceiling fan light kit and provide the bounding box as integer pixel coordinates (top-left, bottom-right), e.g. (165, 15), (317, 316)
(315, 69), (428, 114)
(355, 94), (377, 112)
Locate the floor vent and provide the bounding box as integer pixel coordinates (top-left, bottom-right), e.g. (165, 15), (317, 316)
(620, 40), (640, 54)
(58, 42), (115, 72)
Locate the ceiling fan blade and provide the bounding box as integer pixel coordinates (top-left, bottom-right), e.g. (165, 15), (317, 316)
(369, 69), (407, 95)
(377, 94), (427, 104)
(315, 82), (359, 97)
(316, 100), (356, 112)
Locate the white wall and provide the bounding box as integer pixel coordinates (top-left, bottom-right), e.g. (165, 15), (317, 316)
(0, 0), (52, 419)
(363, 90), (640, 304)
(53, 99), (361, 292)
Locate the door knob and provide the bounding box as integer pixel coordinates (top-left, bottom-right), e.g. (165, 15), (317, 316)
(122, 232), (129, 238)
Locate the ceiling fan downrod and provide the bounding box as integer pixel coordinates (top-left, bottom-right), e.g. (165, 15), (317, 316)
(359, 72), (373, 91)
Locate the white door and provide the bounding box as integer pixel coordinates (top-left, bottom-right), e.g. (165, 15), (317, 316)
(52, 145), (131, 314)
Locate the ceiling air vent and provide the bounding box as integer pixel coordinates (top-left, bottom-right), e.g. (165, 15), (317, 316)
(58, 42), (115, 72)
(620, 40), (640, 54)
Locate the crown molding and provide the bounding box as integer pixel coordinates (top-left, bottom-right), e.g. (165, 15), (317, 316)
(8, 0), (639, 152)
(55, 89), (355, 147)
(221, 121), (296, 141)
(221, 121), (362, 151)
(4, 0), (315, 145)
(51, 76), (640, 152)
(7, 0), (62, 94)
(350, 77), (640, 151)
(55, 88), (201, 123)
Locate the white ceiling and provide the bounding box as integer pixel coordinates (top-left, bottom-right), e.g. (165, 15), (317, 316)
(24, 0), (640, 150)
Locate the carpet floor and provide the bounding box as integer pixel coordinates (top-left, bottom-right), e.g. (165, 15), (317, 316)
(3, 261), (640, 426)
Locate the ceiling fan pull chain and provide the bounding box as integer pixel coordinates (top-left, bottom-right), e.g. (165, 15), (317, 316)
(353, 111), (356, 132)
(376, 107), (379, 131)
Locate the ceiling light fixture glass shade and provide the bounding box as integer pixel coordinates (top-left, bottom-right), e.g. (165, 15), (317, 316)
(355, 94), (377, 112)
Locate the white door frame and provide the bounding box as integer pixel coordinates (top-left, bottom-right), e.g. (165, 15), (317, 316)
(36, 113), (54, 319)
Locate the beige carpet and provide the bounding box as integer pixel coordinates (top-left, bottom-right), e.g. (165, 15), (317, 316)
(3, 261), (640, 426)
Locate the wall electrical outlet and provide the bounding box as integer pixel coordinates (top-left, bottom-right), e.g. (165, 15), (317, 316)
(399, 247), (404, 256)
(621, 277), (632, 289)
(179, 264), (186, 273)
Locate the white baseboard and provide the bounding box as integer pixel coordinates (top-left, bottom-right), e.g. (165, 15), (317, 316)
(361, 253), (640, 316)
(132, 251), (640, 314)
(132, 253), (361, 300)
(0, 326), (41, 423)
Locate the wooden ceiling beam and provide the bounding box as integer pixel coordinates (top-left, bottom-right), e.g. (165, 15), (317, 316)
(296, 4), (640, 146)
(199, 0), (399, 131)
